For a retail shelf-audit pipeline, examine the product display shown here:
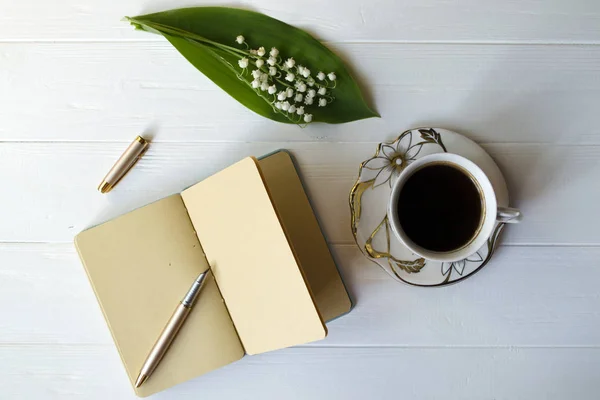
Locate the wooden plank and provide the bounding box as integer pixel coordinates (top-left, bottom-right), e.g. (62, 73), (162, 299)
(1, 344), (598, 399)
(0, 142), (598, 244)
(2, 243), (599, 347)
(2, 42), (600, 143)
(2, 0), (600, 42)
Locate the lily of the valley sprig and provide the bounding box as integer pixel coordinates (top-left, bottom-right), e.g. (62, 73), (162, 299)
(233, 35), (337, 124)
(124, 7), (378, 125)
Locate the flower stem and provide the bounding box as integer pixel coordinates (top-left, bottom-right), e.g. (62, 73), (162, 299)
(274, 77), (294, 89)
(127, 18), (250, 58)
(126, 17), (309, 125)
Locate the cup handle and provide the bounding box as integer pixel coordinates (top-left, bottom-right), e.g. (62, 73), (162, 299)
(497, 207), (522, 223)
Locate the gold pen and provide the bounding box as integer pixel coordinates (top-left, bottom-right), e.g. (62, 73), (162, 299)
(135, 271), (209, 387)
(98, 135), (149, 194)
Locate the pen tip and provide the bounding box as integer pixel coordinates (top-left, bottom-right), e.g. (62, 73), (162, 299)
(135, 373), (148, 388)
(197, 271), (208, 283)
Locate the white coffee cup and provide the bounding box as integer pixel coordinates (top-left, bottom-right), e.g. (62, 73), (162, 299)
(388, 153), (521, 262)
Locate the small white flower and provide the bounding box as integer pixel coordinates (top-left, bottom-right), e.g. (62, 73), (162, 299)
(304, 96), (313, 105)
(277, 91), (287, 101)
(257, 47), (266, 57)
(255, 59), (264, 68)
(249, 49), (258, 55)
(296, 106), (305, 115)
(281, 101), (290, 111)
(288, 105), (297, 114)
(275, 102), (282, 109)
(286, 88), (294, 98)
(251, 80), (260, 89)
(297, 83), (307, 92)
(270, 47), (279, 57)
(328, 72), (337, 81)
(297, 66), (306, 75)
(318, 98), (327, 107)
(307, 89), (316, 98)
(304, 114), (313, 123)
(285, 73), (295, 82)
(302, 68), (311, 78)
(260, 72), (269, 82)
(267, 57), (277, 66)
(294, 93), (303, 102)
(318, 87), (327, 95)
(251, 70), (261, 79)
(268, 85), (277, 95)
(269, 66), (277, 76)
(238, 58), (249, 68)
(307, 77), (315, 86)
(285, 58), (295, 69)
(317, 72), (326, 81)
(236, 35), (245, 44)
(260, 82), (269, 91)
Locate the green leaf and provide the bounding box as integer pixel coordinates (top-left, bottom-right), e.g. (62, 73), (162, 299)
(166, 36), (290, 123)
(125, 7), (379, 124)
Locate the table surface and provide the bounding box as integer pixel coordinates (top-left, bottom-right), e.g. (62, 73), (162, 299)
(2, 0), (600, 399)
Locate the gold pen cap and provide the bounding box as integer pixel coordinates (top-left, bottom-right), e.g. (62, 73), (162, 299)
(98, 136), (149, 193)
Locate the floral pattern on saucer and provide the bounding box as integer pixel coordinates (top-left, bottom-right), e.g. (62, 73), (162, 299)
(350, 128), (508, 286)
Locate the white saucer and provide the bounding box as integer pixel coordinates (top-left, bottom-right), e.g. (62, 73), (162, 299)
(349, 128), (509, 286)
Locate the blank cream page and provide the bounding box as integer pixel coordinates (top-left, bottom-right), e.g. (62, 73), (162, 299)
(182, 157), (326, 355)
(75, 195), (244, 397)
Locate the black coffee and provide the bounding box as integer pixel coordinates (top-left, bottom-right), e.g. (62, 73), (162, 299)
(397, 163), (483, 252)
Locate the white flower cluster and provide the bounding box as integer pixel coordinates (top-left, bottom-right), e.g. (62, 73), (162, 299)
(234, 35), (337, 124)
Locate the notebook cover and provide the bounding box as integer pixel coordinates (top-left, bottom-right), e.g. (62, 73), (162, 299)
(257, 150), (353, 322)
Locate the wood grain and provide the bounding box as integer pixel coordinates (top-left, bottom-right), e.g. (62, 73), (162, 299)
(2, 243), (599, 347)
(2, 42), (600, 143)
(1, 344), (598, 399)
(0, 142), (598, 245)
(1, 0), (600, 43)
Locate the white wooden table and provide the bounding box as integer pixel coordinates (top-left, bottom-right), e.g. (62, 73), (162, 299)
(2, 1), (600, 398)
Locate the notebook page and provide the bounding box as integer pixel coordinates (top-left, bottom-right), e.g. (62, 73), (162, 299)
(75, 195), (244, 397)
(181, 157), (326, 355)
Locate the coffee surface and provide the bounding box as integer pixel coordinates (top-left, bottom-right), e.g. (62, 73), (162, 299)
(397, 163), (483, 252)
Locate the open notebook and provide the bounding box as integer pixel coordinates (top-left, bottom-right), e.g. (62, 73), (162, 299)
(75, 151), (352, 397)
